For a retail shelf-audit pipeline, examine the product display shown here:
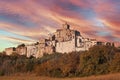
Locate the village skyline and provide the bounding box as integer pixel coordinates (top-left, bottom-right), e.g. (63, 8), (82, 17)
(4, 23), (115, 58)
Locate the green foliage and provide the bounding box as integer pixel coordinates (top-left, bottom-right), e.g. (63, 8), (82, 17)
(77, 45), (115, 76)
(109, 53), (120, 73)
(34, 52), (81, 77)
(34, 45), (119, 77)
(0, 70), (4, 76)
(0, 45), (120, 77)
(0, 52), (63, 76)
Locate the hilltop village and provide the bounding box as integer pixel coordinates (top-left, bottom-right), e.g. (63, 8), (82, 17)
(5, 23), (113, 58)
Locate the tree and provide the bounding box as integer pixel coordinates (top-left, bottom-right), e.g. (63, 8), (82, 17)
(109, 53), (120, 73)
(77, 45), (115, 76)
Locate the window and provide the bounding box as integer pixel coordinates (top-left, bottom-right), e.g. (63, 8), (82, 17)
(79, 39), (82, 42)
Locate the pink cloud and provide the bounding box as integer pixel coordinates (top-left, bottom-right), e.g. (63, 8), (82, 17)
(0, 0), (120, 48)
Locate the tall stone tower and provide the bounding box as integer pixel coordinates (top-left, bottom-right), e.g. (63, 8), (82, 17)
(63, 22), (70, 29)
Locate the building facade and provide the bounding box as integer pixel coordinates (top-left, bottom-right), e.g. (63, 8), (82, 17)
(5, 47), (16, 55)
(5, 23), (113, 58)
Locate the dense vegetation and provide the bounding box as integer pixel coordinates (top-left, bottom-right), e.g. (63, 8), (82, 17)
(0, 45), (120, 77)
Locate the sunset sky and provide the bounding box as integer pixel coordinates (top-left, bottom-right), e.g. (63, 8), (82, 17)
(0, 0), (120, 51)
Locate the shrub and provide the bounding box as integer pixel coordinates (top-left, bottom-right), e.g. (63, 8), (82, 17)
(0, 45), (120, 77)
(109, 53), (120, 73)
(77, 45), (116, 76)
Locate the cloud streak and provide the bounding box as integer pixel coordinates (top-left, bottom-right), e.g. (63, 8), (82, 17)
(0, 0), (120, 51)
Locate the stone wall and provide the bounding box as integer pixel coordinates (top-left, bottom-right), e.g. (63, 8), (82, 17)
(56, 39), (75, 53)
(5, 47), (16, 55)
(16, 47), (27, 55)
(54, 24), (76, 42)
(26, 45), (38, 57)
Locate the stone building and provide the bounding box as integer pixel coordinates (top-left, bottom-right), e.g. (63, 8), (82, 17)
(16, 44), (27, 55)
(54, 23), (97, 53)
(5, 47), (16, 55)
(36, 39), (55, 58)
(26, 44), (39, 58)
(4, 23), (113, 58)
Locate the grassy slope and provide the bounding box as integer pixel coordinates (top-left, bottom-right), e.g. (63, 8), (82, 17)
(0, 73), (120, 80)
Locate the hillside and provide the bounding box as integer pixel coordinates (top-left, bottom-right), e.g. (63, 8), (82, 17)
(0, 45), (120, 78)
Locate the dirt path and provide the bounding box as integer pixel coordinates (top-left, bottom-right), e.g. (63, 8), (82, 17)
(0, 73), (120, 80)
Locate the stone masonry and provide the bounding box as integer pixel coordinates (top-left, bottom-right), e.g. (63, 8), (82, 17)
(5, 23), (113, 58)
